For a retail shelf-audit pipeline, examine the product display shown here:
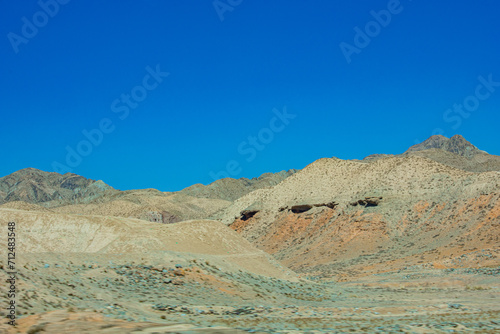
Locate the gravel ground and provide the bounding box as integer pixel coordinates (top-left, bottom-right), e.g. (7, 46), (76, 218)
(1, 254), (499, 333)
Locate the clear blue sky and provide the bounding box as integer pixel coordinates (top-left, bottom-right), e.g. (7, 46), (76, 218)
(1, 0), (499, 191)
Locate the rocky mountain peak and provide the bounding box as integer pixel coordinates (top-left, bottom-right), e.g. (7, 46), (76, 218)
(405, 134), (483, 158)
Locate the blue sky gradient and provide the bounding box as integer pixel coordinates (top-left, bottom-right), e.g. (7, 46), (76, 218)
(1, 0), (499, 191)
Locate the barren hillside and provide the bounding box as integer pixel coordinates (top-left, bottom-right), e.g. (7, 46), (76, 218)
(216, 155), (500, 279)
(0, 208), (294, 279)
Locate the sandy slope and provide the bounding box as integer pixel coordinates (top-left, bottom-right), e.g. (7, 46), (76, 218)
(0, 208), (293, 280)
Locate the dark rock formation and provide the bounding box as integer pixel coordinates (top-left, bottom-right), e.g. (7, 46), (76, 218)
(282, 202), (339, 214)
(350, 197), (383, 207)
(290, 205), (313, 214)
(240, 210), (259, 221)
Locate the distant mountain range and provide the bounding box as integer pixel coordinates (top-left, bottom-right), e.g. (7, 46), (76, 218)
(0, 168), (116, 206)
(1, 135), (498, 226)
(0, 168), (296, 208)
(0, 167), (296, 224)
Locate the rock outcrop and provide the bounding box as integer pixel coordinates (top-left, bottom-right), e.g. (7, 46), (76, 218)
(350, 197), (382, 207)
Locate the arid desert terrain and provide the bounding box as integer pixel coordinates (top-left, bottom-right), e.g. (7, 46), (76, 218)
(0, 135), (499, 333)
